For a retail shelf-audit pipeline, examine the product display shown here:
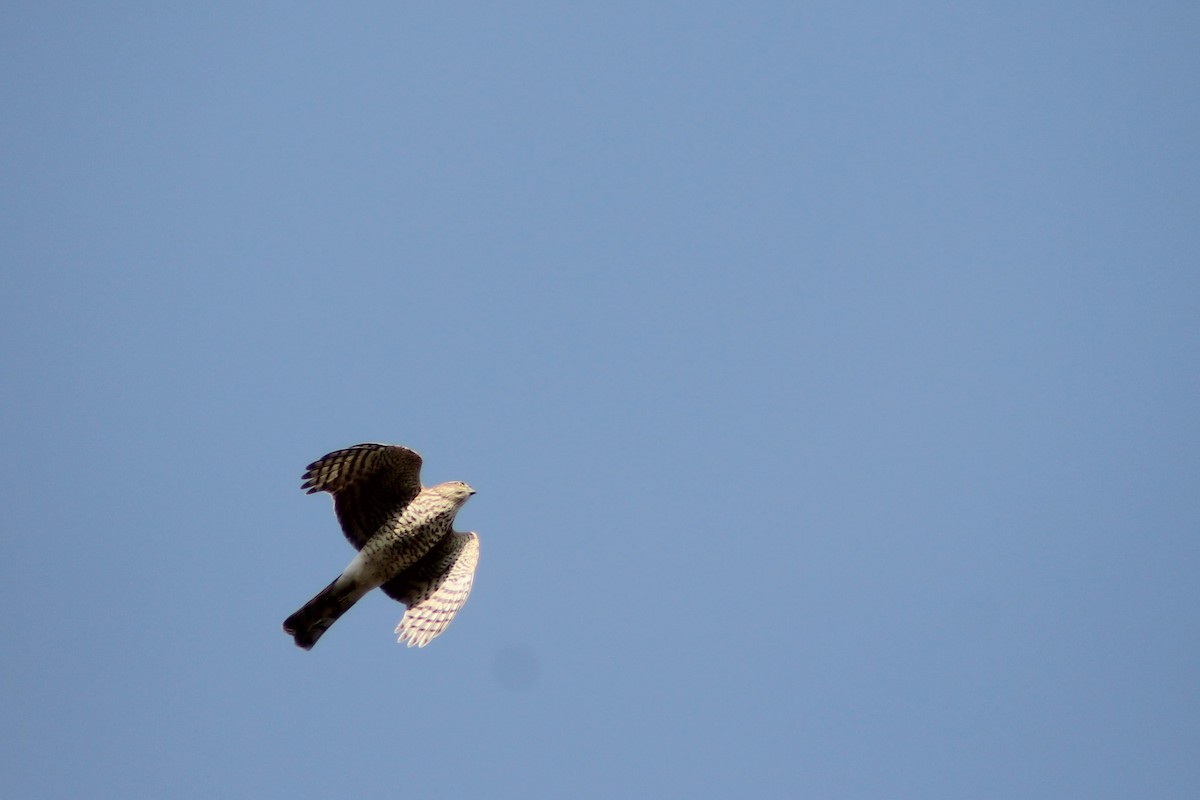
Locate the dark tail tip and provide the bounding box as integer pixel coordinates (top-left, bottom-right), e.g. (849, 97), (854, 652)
(282, 618), (319, 650)
(283, 609), (334, 650)
(283, 578), (347, 650)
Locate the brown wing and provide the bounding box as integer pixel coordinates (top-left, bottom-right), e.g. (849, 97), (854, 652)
(383, 532), (480, 647)
(301, 443), (423, 549)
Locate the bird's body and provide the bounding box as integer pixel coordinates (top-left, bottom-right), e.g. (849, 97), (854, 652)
(283, 443), (480, 649)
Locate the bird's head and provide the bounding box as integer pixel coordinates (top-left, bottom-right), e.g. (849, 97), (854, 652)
(431, 481), (476, 507)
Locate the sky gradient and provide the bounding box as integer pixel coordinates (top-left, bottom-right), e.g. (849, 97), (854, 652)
(2, 3), (1198, 798)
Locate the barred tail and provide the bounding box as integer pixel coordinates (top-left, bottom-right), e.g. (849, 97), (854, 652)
(283, 577), (360, 650)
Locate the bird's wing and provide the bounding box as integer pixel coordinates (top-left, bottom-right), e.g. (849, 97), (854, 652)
(383, 532), (480, 647)
(301, 443), (424, 549)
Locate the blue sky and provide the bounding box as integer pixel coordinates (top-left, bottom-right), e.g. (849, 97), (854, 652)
(2, 3), (1198, 798)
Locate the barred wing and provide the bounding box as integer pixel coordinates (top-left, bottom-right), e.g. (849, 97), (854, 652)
(384, 532), (480, 648)
(301, 443), (423, 549)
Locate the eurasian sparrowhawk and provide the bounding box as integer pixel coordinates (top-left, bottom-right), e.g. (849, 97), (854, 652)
(283, 443), (480, 649)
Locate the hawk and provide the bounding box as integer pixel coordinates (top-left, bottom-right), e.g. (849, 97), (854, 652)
(283, 443), (480, 649)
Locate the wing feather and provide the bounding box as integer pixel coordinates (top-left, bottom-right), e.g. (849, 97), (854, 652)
(384, 532), (480, 648)
(301, 443), (423, 549)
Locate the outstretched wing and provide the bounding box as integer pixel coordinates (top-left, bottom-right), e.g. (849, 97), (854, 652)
(383, 532), (480, 648)
(301, 443), (423, 549)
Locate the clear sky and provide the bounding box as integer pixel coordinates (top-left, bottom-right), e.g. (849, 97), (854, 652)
(2, 3), (1197, 798)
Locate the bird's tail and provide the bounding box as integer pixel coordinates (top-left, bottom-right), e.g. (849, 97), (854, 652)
(283, 577), (361, 650)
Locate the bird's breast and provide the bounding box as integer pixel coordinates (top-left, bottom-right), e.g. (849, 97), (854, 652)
(355, 511), (454, 585)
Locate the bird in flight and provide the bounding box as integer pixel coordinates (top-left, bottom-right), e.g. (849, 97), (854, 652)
(283, 443), (480, 649)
